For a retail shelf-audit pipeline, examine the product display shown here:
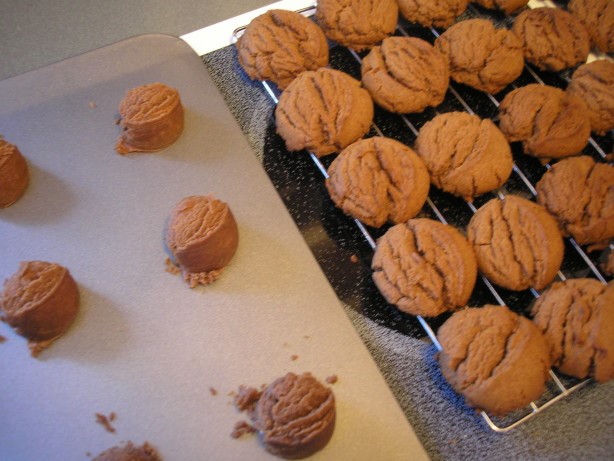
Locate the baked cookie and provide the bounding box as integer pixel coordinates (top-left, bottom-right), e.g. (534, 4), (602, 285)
(93, 442), (162, 461)
(568, 0), (614, 54)
(438, 305), (552, 416)
(372, 218), (477, 317)
(536, 156), (614, 250)
(532, 279), (614, 383)
(498, 84), (591, 161)
(512, 7), (590, 72)
(315, 0), (398, 51)
(566, 59), (614, 135)
(0, 138), (29, 208)
(414, 112), (513, 201)
(397, 0), (469, 29)
(434, 19), (524, 94)
(361, 37), (449, 114)
(275, 68), (374, 157)
(325, 137), (430, 227)
(236, 10), (329, 90)
(472, 0), (528, 14)
(467, 195), (564, 291)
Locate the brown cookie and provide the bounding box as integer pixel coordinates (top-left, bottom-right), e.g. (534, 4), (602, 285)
(467, 195), (564, 291)
(532, 279), (614, 383)
(414, 112), (513, 201)
(93, 442), (162, 461)
(397, 0), (469, 29)
(437, 305), (552, 416)
(566, 59), (614, 135)
(275, 68), (374, 157)
(568, 0), (614, 54)
(372, 218), (477, 317)
(434, 19), (524, 94)
(472, 0), (528, 14)
(315, 0), (398, 51)
(512, 7), (590, 72)
(325, 137), (430, 227)
(498, 83), (591, 160)
(536, 156), (614, 250)
(236, 10), (329, 90)
(0, 138), (29, 208)
(361, 37), (449, 114)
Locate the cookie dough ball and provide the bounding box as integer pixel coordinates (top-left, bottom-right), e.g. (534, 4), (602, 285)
(116, 82), (184, 154)
(532, 279), (614, 383)
(315, 0), (398, 51)
(472, 0), (528, 14)
(434, 18), (524, 94)
(0, 138), (29, 208)
(512, 7), (590, 72)
(438, 305), (552, 416)
(415, 112), (513, 201)
(361, 37), (449, 114)
(236, 10), (329, 90)
(498, 84), (591, 160)
(252, 372), (336, 459)
(372, 218), (477, 317)
(93, 442), (162, 461)
(0, 261), (79, 357)
(275, 68), (374, 157)
(467, 195), (564, 291)
(568, 0), (614, 54)
(566, 59), (614, 135)
(397, 0), (468, 29)
(165, 195), (239, 288)
(536, 156), (614, 249)
(325, 137), (429, 227)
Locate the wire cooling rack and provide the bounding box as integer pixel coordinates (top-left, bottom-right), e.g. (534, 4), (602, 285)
(231, 2), (613, 432)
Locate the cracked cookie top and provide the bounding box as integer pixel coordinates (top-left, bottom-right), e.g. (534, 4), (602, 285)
(472, 0), (528, 14)
(397, 0), (468, 29)
(0, 138), (29, 208)
(568, 0), (614, 54)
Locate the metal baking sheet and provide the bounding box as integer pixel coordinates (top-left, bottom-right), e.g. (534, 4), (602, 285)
(0, 34), (428, 461)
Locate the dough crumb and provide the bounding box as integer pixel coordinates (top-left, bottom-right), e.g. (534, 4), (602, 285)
(231, 420), (256, 439)
(325, 375), (338, 384)
(95, 412), (117, 433)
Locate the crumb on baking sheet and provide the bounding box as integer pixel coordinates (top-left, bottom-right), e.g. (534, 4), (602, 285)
(95, 412), (116, 433)
(209, 387), (218, 396)
(0, 335), (6, 343)
(290, 354), (298, 361)
(350, 254), (359, 263)
(88, 101), (97, 108)
(325, 375), (338, 384)
(231, 420), (256, 439)
(233, 385), (261, 412)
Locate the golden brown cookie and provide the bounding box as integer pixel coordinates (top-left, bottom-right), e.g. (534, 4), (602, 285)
(472, 0), (528, 14)
(568, 0), (614, 54)
(0, 138), (29, 208)
(372, 218), (477, 317)
(361, 37), (449, 114)
(325, 137), (430, 227)
(498, 83), (591, 161)
(315, 0), (398, 51)
(435, 18), (524, 94)
(397, 0), (469, 29)
(236, 10), (329, 90)
(275, 68), (374, 157)
(414, 112), (513, 201)
(512, 7), (590, 72)
(93, 442), (162, 461)
(532, 279), (614, 383)
(438, 305), (552, 416)
(467, 195), (564, 291)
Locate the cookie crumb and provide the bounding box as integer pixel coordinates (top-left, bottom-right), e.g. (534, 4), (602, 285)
(350, 254), (359, 263)
(88, 101), (97, 108)
(290, 354), (299, 361)
(209, 387), (218, 396)
(231, 420), (256, 439)
(0, 335), (6, 343)
(233, 385), (261, 412)
(601, 251), (614, 276)
(95, 412), (116, 433)
(325, 375), (338, 384)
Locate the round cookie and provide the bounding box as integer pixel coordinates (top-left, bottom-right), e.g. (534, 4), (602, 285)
(467, 195), (564, 291)
(498, 83), (591, 161)
(512, 7), (590, 72)
(434, 18), (524, 94)
(361, 37), (449, 114)
(236, 9), (329, 90)
(0, 138), (29, 208)
(397, 0), (469, 29)
(566, 59), (614, 135)
(532, 279), (614, 383)
(372, 218), (477, 317)
(275, 68), (374, 157)
(536, 156), (614, 249)
(472, 0), (528, 14)
(437, 305), (552, 416)
(568, 0), (614, 54)
(325, 137), (430, 228)
(414, 112), (513, 201)
(315, 0), (398, 51)
(93, 442), (162, 461)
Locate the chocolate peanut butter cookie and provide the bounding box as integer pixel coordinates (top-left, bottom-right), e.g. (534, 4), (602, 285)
(275, 68), (374, 157)
(438, 305), (552, 416)
(472, 0), (528, 14)
(397, 0), (469, 29)
(415, 112), (513, 201)
(372, 218), (477, 317)
(361, 37), (449, 114)
(326, 137), (429, 227)
(568, 0), (614, 54)
(532, 279), (614, 383)
(467, 195), (564, 291)
(236, 10), (329, 90)
(0, 138), (29, 208)
(498, 83), (591, 160)
(434, 19), (524, 94)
